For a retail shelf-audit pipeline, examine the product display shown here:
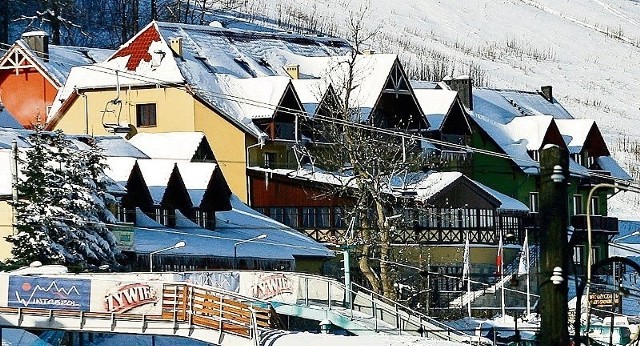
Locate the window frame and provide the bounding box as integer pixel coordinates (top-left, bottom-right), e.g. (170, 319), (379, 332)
(136, 103), (157, 127)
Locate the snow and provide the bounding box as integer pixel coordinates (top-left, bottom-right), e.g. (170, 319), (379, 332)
(412, 89), (457, 130)
(596, 156), (632, 180)
(128, 132), (205, 160)
(230, 76), (293, 119)
(291, 79), (329, 115)
(95, 136), (149, 158)
(136, 160), (178, 204)
(505, 115), (554, 151)
(103, 157), (138, 185)
(475, 183), (530, 212)
(555, 119), (595, 154)
(132, 194), (333, 260)
(175, 161), (219, 207)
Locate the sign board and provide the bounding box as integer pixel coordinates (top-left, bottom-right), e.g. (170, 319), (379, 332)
(8, 276), (91, 311)
(589, 292), (620, 308)
(240, 272), (298, 304)
(91, 281), (163, 315)
(110, 223), (134, 251)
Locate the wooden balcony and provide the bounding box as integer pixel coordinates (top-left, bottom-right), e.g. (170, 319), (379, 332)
(570, 214), (619, 234)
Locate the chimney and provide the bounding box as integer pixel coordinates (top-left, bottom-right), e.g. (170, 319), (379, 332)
(443, 75), (473, 110)
(21, 31), (49, 61)
(362, 49), (375, 55)
(285, 64), (300, 79)
(541, 85), (553, 103)
(170, 37), (183, 57)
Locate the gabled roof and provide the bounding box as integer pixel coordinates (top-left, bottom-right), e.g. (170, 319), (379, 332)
(229, 76), (294, 119)
(555, 119), (594, 154)
(104, 157), (139, 185)
(291, 79), (330, 115)
(136, 160), (181, 204)
(412, 88), (458, 130)
(505, 115), (555, 151)
(0, 39), (113, 88)
(128, 132), (206, 160)
(175, 161), (219, 207)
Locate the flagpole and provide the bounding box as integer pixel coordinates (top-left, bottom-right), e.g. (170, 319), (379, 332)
(466, 231), (471, 318)
(525, 229), (531, 316)
(500, 233), (506, 318)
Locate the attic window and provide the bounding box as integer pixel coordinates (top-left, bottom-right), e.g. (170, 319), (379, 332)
(528, 150), (539, 162)
(234, 57), (257, 77)
(195, 56), (215, 73)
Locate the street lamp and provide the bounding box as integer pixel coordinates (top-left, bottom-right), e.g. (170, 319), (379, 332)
(233, 234), (267, 270)
(149, 240), (186, 272)
(584, 183), (630, 340)
(614, 230), (640, 243)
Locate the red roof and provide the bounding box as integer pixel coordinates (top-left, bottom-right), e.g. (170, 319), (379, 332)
(109, 25), (161, 71)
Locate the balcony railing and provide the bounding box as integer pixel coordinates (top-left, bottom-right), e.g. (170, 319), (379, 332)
(570, 214), (619, 234)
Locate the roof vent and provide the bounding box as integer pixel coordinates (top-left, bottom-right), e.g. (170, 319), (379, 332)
(21, 31), (49, 61)
(541, 85), (553, 103)
(285, 64), (300, 79)
(363, 49), (375, 55)
(170, 37), (183, 57)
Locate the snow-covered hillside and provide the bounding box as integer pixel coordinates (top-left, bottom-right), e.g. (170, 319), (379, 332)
(225, 0), (640, 219)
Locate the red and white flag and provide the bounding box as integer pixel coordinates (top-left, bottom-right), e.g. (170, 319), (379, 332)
(496, 235), (504, 276)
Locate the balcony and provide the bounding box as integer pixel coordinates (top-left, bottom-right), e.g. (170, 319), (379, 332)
(570, 214), (619, 234)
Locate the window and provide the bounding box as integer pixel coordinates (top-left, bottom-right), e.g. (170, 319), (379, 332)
(264, 152), (276, 169)
(573, 245), (584, 265)
(284, 208), (299, 228)
(333, 207), (345, 228)
(529, 150), (539, 162)
(590, 196), (600, 215)
(269, 207), (284, 223)
(572, 153), (583, 166)
(136, 103), (157, 127)
(317, 207), (330, 228)
(302, 207), (316, 228)
(573, 194), (584, 215)
(529, 192), (539, 213)
(195, 210), (214, 229)
(155, 207), (169, 226)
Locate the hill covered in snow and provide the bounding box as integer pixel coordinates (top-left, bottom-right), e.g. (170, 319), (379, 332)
(225, 0), (640, 219)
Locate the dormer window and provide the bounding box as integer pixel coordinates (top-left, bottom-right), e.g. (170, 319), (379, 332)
(528, 150), (539, 162)
(572, 153), (583, 166)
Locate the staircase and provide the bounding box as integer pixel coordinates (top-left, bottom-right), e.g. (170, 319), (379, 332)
(450, 244), (539, 309)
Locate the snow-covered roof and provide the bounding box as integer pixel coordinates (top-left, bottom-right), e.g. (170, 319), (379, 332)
(175, 161), (219, 207)
(136, 160), (178, 204)
(555, 119), (594, 154)
(473, 88), (573, 124)
(470, 112), (540, 174)
(475, 182), (530, 212)
(128, 132), (205, 160)
(103, 157), (138, 185)
(229, 76), (292, 119)
(505, 115), (554, 151)
(0, 128), (31, 149)
(597, 156), (633, 180)
(393, 171), (463, 201)
(412, 89), (457, 130)
(132, 195), (333, 260)
(95, 136), (149, 158)
(291, 79), (330, 115)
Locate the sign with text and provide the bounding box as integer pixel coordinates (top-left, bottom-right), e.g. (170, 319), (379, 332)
(589, 292), (620, 308)
(240, 272), (298, 304)
(8, 276), (90, 311)
(174, 272), (239, 292)
(91, 281), (162, 315)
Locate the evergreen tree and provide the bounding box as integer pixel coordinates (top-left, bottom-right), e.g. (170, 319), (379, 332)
(7, 127), (121, 268)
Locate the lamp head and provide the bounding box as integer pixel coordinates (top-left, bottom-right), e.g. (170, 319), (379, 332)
(256, 234), (267, 240)
(550, 266), (564, 285)
(550, 165), (564, 183)
(175, 241), (186, 249)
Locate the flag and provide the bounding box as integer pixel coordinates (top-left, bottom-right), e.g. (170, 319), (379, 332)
(518, 232), (529, 276)
(496, 235), (503, 276)
(462, 232), (470, 280)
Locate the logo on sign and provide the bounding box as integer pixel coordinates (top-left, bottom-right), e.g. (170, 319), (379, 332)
(9, 277), (90, 311)
(252, 273), (293, 300)
(104, 283), (158, 313)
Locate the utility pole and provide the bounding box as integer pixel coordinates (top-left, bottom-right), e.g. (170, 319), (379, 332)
(539, 144), (569, 345)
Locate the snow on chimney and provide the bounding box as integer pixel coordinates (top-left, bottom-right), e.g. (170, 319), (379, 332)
(170, 37), (183, 57)
(541, 85), (553, 103)
(21, 31), (49, 61)
(443, 75), (473, 110)
(285, 64), (300, 79)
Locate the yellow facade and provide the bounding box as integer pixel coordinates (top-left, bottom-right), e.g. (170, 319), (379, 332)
(52, 86), (250, 202)
(0, 201), (14, 260)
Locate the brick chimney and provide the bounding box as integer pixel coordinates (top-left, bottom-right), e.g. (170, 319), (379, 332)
(443, 75), (473, 110)
(541, 85), (553, 103)
(21, 31), (49, 61)
(285, 64), (300, 79)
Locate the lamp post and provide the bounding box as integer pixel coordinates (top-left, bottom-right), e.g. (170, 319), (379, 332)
(584, 183), (630, 342)
(149, 241), (186, 272)
(613, 230), (640, 243)
(233, 234), (267, 270)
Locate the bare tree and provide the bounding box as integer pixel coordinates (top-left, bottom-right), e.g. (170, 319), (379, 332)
(304, 9), (427, 300)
